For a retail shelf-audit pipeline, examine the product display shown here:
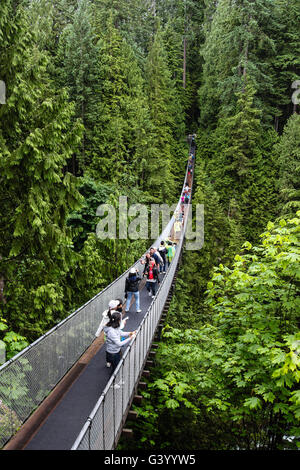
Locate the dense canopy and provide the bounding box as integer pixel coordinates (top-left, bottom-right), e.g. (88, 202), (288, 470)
(0, 0), (299, 450)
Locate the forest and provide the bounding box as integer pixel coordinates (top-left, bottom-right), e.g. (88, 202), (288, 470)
(0, 0), (299, 451)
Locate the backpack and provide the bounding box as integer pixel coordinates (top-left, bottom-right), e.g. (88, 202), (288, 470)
(148, 265), (154, 280)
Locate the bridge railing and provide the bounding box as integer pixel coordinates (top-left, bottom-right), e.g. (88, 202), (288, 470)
(0, 141), (195, 449)
(71, 147), (195, 450)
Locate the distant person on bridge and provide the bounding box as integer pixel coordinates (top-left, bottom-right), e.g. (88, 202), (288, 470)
(104, 312), (136, 374)
(174, 218), (182, 239)
(184, 192), (190, 205)
(125, 268), (142, 313)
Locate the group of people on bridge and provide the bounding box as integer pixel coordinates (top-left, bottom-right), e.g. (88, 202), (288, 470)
(94, 240), (178, 375)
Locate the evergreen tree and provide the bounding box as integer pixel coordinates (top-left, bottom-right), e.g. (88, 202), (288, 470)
(55, 0), (102, 172)
(202, 79), (278, 241)
(89, 12), (157, 194)
(275, 113), (300, 216)
(0, 0), (83, 339)
(271, 0), (300, 130)
(144, 25), (181, 201)
(198, 0), (280, 129)
(92, 0), (154, 60)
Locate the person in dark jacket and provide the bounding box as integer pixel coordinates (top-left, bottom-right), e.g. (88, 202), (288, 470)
(125, 268), (142, 313)
(158, 240), (167, 273)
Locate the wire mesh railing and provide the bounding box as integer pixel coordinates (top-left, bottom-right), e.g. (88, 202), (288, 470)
(71, 210), (189, 450)
(71, 154), (195, 450)
(0, 138), (196, 449)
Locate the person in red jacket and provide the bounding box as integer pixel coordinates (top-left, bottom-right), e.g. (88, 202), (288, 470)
(144, 258), (160, 298)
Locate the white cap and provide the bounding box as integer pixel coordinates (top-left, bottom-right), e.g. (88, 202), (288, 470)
(108, 300), (119, 309)
(130, 268), (136, 274)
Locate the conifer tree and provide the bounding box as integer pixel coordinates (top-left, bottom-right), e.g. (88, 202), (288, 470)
(275, 113), (300, 216)
(198, 0), (279, 128)
(88, 12), (156, 193)
(0, 0), (83, 339)
(272, 0), (300, 130)
(55, 0), (102, 172)
(92, 0), (153, 59)
(144, 25), (180, 201)
(204, 79), (278, 240)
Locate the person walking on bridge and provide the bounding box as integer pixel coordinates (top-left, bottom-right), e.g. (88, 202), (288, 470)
(158, 241), (167, 273)
(166, 241), (175, 268)
(95, 299), (128, 368)
(149, 246), (163, 271)
(144, 258), (160, 298)
(125, 268), (142, 313)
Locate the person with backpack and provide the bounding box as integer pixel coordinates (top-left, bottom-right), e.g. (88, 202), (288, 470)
(95, 299), (121, 338)
(125, 268), (141, 313)
(104, 311), (136, 374)
(144, 258), (160, 298)
(158, 240), (167, 273)
(149, 246), (163, 270)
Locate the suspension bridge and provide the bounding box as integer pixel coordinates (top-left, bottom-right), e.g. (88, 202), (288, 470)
(0, 136), (196, 450)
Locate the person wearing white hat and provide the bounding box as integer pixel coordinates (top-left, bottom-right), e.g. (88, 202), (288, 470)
(125, 267), (141, 313)
(95, 299), (126, 368)
(95, 299), (119, 338)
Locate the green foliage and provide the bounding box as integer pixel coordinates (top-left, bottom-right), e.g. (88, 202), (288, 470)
(200, 79), (279, 241)
(0, 400), (22, 447)
(55, 0), (102, 172)
(275, 113), (300, 217)
(0, 0), (83, 342)
(123, 213), (300, 450)
(1, 0), (299, 451)
(198, 0), (281, 128)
